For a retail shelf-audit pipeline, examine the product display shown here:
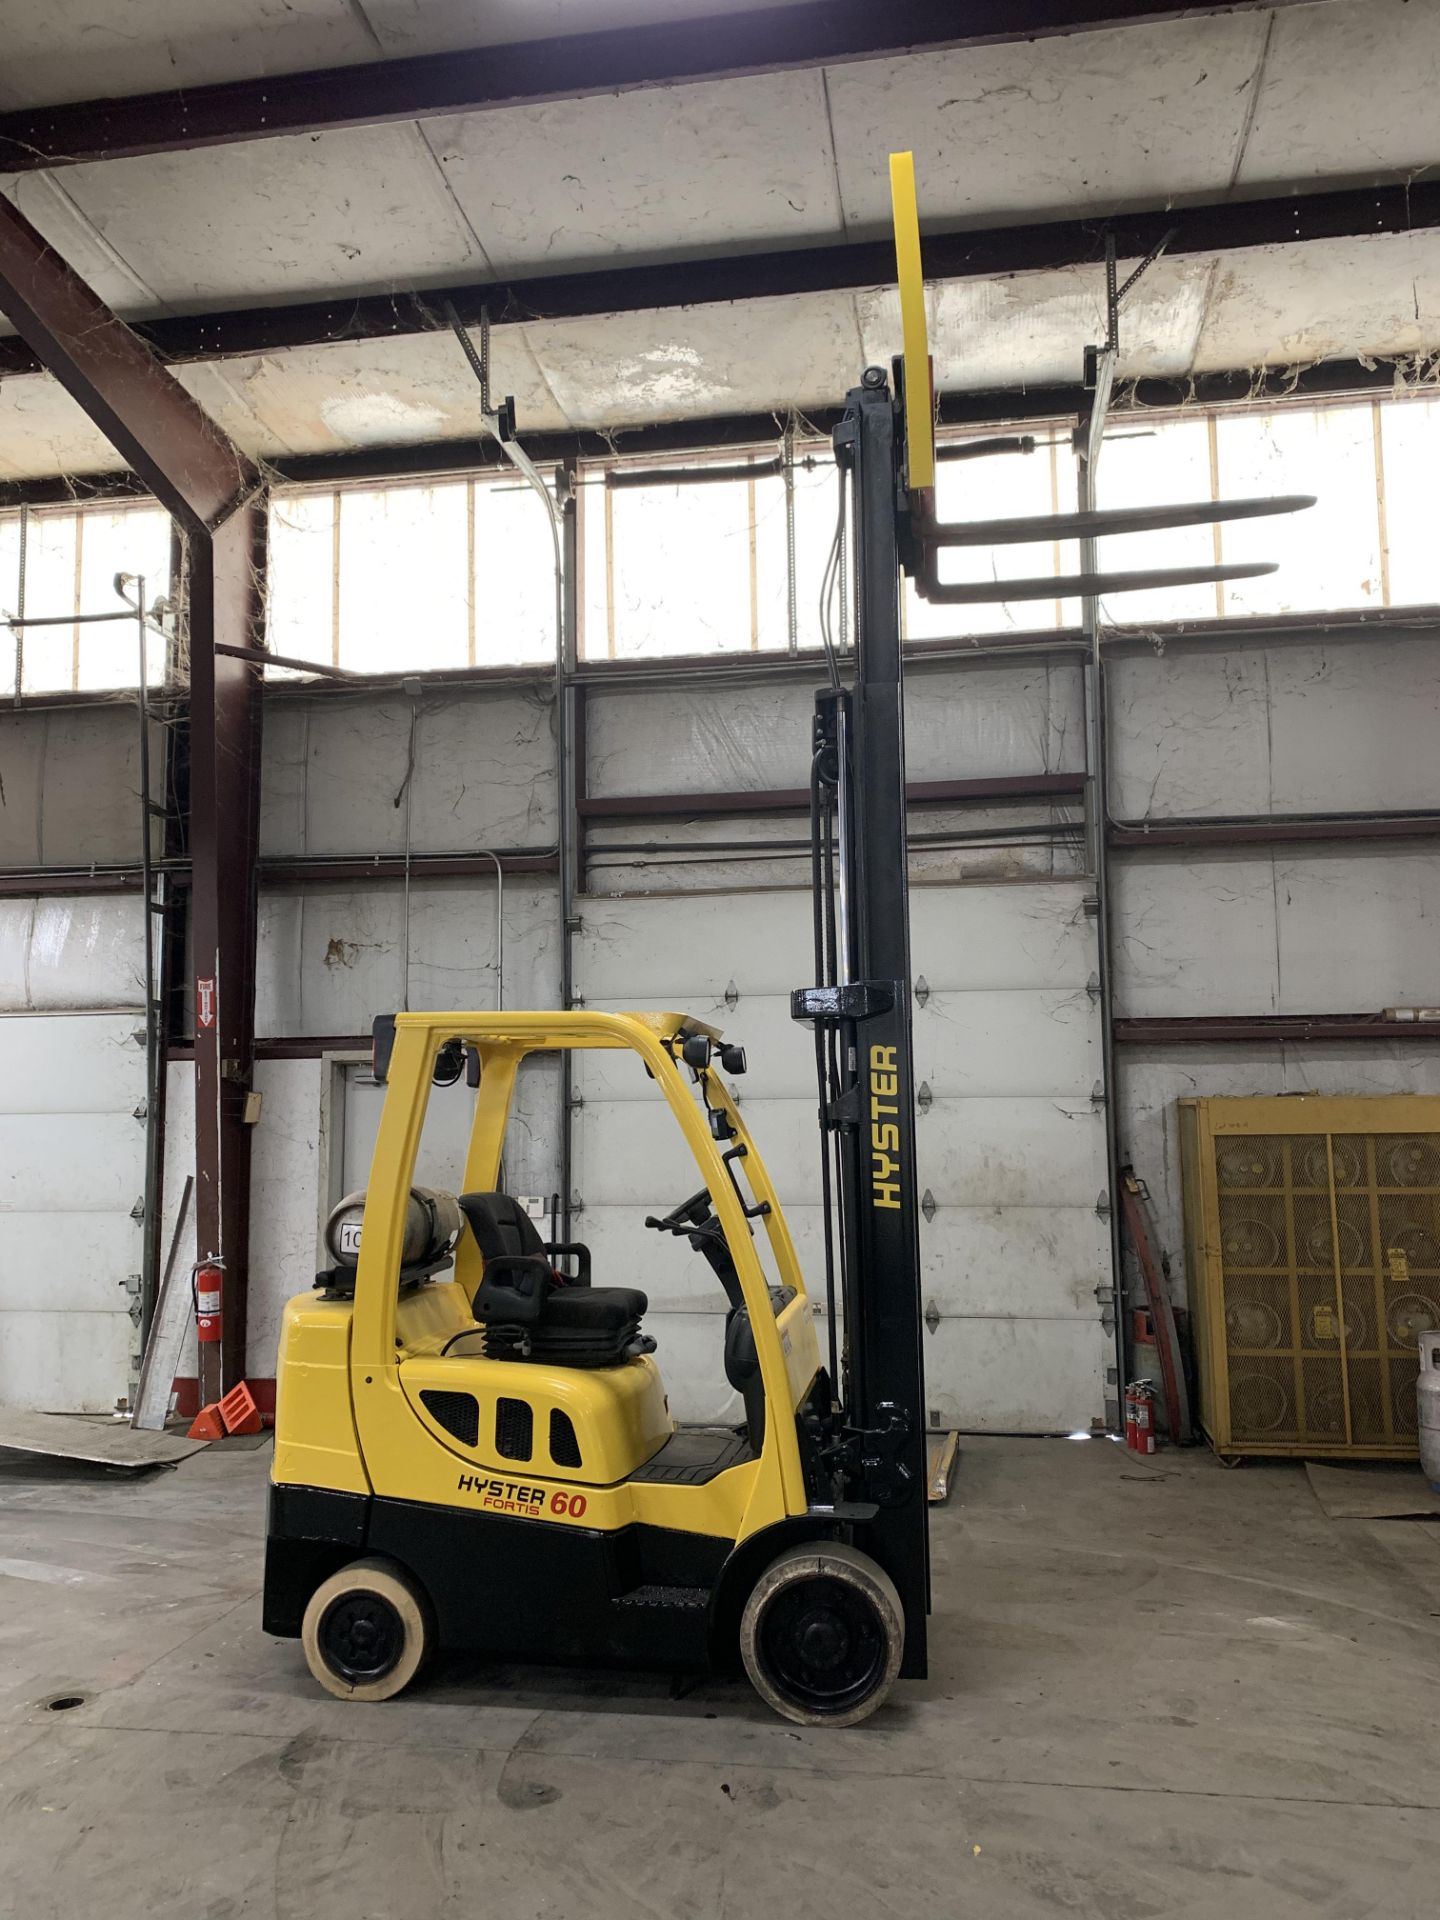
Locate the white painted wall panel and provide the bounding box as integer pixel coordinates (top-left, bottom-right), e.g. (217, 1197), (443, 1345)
(259, 689), (556, 858)
(0, 707), (158, 867)
(0, 897), (145, 1013)
(1109, 635), (1440, 821)
(1112, 856), (1280, 1017)
(255, 878), (559, 1037)
(584, 663), (1082, 800)
(1114, 848), (1440, 1018)
(0, 1011), (144, 1411)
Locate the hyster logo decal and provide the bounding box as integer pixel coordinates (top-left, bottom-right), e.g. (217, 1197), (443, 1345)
(869, 1043), (902, 1211)
(457, 1474), (588, 1520)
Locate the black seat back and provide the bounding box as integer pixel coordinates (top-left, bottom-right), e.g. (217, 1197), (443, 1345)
(460, 1191), (553, 1326)
(460, 1191), (546, 1263)
(685, 1213), (765, 1452)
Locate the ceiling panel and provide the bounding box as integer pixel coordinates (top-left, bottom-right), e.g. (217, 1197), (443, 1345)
(431, 69), (842, 277)
(0, 0), (815, 111)
(180, 327), (569, 458)
(0, 0), (370, 111)
(828, 13), (1269, 234)
(525, 291), (862, 428)
(1193, 230), (1440, 371)
(0, 173), (163, 315)
(358, 0), (812, 61)
(0, 376), (116, 479)
(4, 125), (484, 310)
(1238, 0), (1440, 190)
(859, 253), (1215, 391)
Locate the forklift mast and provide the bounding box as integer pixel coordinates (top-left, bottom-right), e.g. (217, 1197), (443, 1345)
(793, 366), (931, 1679)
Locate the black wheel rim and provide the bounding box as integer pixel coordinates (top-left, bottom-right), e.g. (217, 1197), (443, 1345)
(757, 1574), (887, 1716)
(319, 1589), (405, 1684)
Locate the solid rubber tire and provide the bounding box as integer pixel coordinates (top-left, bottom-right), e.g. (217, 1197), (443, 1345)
(739, 1540), (904, 1728)
(300, 1556), (432, 1702)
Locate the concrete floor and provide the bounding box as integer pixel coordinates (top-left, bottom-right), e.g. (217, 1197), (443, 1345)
(1, 1436), (1438, 1919)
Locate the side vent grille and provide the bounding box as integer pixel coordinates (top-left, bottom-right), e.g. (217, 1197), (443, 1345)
(550, 1408), (582, 1468)
(496, 1396), (533, 1461)
(419, 1389), (479, 1448)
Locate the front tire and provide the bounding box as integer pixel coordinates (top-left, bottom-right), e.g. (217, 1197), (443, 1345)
(301, 1556), (432, 1702)
(739, 1541), (904, 1728)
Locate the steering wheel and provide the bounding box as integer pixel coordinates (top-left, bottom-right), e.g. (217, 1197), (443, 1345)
(644, 1188), (713, 1236)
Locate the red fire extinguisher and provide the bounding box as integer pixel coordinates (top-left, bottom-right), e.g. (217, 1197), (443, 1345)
(1125, 1379), (1156, 1454)
(194, 1260), (224, 1345)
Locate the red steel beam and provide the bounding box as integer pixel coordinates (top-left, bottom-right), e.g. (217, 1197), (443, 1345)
(0, 356), (1420, 511)
(0, 193), (264, 1406)
(579, 773), (1085, 819)
(0, 4), (1293, 172)
(1115, 1016), (1440, 1043)
(3, 179), (1430, 381)
(1109, 812), (1440, 849)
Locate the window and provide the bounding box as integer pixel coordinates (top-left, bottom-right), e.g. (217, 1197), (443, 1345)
(266, 474), (559, 676)
(904, 434), (1080, 640)
(0, 502), (172, 694)
(579, 448), (843, 660)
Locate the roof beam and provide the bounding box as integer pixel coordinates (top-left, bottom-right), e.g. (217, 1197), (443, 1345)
(2, 177), (1431, 381)
(0, 3), (1295, 172)
(0, 355), (1420, 510)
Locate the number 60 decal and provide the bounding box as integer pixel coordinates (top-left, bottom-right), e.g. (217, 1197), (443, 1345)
(550, 1490), (588, 1518)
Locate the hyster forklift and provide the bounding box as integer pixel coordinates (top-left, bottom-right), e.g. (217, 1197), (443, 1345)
(264, 158), (1309, 1724)
(261, 350), (935, 1723)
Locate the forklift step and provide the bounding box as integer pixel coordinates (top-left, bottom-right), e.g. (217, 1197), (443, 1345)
(613, 1584), (710, 1611)
(628, 1428), (754, 1486)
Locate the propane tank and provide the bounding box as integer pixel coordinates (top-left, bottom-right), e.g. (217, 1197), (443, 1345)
(1419, 1333), (1440, 1492)
(1126, 1379), (1157, 1456)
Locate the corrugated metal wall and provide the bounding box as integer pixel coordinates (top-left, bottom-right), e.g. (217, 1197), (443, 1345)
(4, 627), (1438, 1418)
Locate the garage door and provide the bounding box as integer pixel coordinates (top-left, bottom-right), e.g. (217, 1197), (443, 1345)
(0, 1011), (147, 1412)
(573, 885), (1110, 1431)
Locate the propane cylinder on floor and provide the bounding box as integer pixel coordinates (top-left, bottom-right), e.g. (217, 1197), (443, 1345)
(1419, 1333), (1440, 1492)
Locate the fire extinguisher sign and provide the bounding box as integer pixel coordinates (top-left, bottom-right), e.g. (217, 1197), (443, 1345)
(196, 977), (217, 1030)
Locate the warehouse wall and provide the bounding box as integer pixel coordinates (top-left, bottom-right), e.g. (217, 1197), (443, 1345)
(3, 626), (1437, 1420)
(1108, 628), (1440, 1299)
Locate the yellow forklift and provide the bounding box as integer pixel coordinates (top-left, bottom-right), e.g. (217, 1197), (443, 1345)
(264, 158), (1310, 1724)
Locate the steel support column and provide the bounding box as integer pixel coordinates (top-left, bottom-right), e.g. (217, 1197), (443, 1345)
(0, 194), (266, 1407)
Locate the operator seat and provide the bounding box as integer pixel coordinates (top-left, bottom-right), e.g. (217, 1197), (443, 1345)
(458, 1191), (652, 1369)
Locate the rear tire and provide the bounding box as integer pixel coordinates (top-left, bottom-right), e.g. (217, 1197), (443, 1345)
(739, 1540), (904, 1728)
(301, 1556), (432, 1702)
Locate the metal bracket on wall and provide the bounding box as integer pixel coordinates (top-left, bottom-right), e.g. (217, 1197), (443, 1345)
(724, 979), (739, 1010)
(917, 1081), (933, 1113)
(913, 974), (930, 1007)
(920, 1188), (937, 1222)
(924, 1299), (940, 1335)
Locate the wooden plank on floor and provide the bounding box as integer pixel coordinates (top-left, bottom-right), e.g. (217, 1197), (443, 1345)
(927, 1429), (958, 1504)
(0, 1410), (204, 1468)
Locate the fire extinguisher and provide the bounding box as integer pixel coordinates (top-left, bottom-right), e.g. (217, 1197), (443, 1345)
(194, 1259), (224, 1345)
(1125, 1379), (1156, 1455)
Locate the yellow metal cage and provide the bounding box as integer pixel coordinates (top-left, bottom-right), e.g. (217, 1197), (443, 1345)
(1179, 1095), (1440, 1459)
